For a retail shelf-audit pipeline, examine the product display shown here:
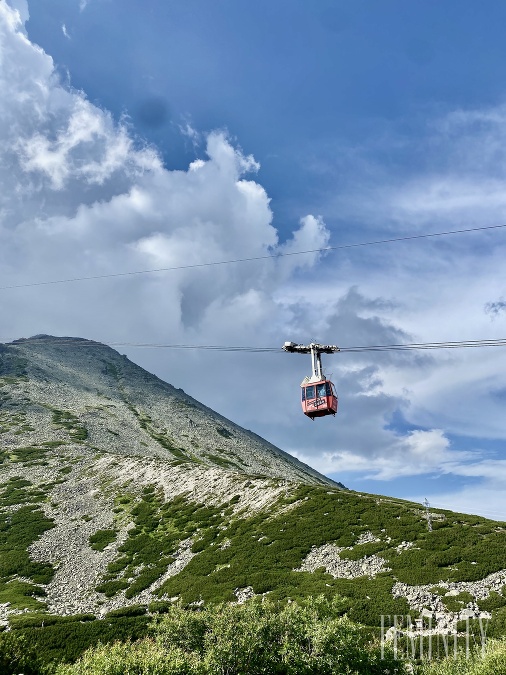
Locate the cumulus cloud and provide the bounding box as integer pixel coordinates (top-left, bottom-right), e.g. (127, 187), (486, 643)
(2, 0), (504, 517)
(0, 0), (329, 360)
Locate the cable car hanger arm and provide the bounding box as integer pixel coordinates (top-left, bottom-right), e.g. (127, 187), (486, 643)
(282, 342), (340, 355)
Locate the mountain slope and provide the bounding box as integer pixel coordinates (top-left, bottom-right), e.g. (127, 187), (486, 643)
(0, 335), (505, 639)
(0, 335), (337, 485)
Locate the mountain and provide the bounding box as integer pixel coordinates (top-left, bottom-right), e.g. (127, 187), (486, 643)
(0, 335), (505, 643)
(0, 335), (336, 485)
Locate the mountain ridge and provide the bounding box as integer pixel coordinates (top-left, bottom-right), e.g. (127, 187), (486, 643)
(1, 334), (341, 486)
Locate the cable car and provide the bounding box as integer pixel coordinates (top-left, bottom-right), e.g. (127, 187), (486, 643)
(301, 379), (338, 419)
(283, 341), (340, 420)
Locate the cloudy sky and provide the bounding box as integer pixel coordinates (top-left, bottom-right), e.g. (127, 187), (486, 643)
(2, 0), (506, 519)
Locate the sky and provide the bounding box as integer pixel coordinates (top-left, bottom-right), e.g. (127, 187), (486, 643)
(2, 0), (506, 520)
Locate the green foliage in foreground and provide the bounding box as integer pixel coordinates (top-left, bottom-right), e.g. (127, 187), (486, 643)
(54, 597), (407, 675)
(417, 638), (506, 675)
(0, 631), (41, 675)
(1, 599), (506, 674)
(0, 615), (151, 673)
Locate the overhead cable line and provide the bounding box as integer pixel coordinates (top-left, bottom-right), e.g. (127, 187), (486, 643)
(6, 336), (506, 353)
(1, 222), (505, 291)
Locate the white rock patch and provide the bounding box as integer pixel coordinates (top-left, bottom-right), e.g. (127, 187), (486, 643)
(295, 543), (390, 579)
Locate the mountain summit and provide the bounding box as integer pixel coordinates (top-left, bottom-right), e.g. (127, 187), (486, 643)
(1, 335), (337, 486)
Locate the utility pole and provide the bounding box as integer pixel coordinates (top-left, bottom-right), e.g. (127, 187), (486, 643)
(424, 498), (433, 532)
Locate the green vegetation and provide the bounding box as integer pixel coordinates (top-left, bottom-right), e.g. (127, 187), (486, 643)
(2, 598), (506, 674)
(89, 529), (117, 552)
(202, 452), (241, 470)
(0, 477), (55, 610)
(1, 444), (52, 464)
(477, 589), (506, 612)
(91, 485), (506, 629)
(105, 604), (147, 618)
(147, 429), (192, 461)
(96, 488), (224, 600)
(156, 489), (489, 621)
(216, 426), (233, 439)
(8, 613), (95, 629)
(417, 638), (506, 675)
(441, 591), (474, 612)
(53, 597), (406, 675)
(0, 580), (47, 612)
(51, 409), (88, 442)
(0, 614), (151, 674)
(0, 631), (41, 675)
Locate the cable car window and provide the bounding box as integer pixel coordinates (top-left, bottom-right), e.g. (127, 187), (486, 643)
(331, 383), (337, 397)
(325, 382), (332, 396)
(305, 385), (315, 399)
(301, 388), (306, 401)
(316, 383), (326, 398)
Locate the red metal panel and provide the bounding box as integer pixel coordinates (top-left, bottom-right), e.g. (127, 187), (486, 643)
(301, 380), (338, 419)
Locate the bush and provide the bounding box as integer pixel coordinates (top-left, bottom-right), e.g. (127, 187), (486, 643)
(54, 639), (199, 675)
(149, 601), (175, 614)
(9, 613), (95, 629)
(89, 529), (117, 552)
(477, 591), (506, 612)
(0, 632), (41, 675)
(12, 615), (152, 668)
(418, 637), (506, 675)
(55, 597), (408, 675)
(106, 605), (147, 618)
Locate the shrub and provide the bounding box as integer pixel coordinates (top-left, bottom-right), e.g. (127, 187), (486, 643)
(55, 598), (408, 674)
(89, 529), (117, 552)
(477, 591), (506, 612)
(106, 605), (147, 618)
(0, 631), (41, 675)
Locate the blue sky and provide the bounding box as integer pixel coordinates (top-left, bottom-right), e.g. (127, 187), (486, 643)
(25, 1), (506, 232)
(2, 0), (506, 520)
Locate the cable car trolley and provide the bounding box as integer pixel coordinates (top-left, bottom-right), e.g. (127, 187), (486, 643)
(283, 342), (339, 420)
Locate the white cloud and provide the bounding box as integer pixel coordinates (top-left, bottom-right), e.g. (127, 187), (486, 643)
(4, 0), (29, 26)
(273, 100), (506, 508)
(294, 428), (467, 481)
(0, 1), (330, 367)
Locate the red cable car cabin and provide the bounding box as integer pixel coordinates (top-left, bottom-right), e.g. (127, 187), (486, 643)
(301, 380), (338, 419)
(283, 342), (340, 420)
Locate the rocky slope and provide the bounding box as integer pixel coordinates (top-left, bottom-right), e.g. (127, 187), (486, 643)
(0, 335), (337, 485)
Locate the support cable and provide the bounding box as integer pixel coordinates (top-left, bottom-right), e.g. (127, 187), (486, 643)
(0, 222), (505, 291)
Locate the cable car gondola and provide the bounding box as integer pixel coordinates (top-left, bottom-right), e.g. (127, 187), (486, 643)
(283, 342), (340, 420)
